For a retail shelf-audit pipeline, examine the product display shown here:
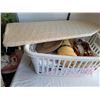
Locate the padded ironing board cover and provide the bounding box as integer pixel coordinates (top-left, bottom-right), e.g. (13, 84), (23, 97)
(3, 20), (100, 47)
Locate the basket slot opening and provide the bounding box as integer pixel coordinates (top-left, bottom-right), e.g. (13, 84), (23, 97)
(58, 60), (67, 76)
(56, 60), (66, 67)
(45, 59), (49, 74)
(91, 61), (99, 68)
(89, 34), (95, 42)
(85, 61), (92, 68)
(77, 61), (91, 73)
(95, 48), (98, 52)
(61, 60), (66, 68)
(38, 58), (43, 73)
(70, 61), (77, 68)
(80, 62), (86, 68)
(89, 35), (95, 44)
(91, 44), (94, 48)
(73, 61), (77, 68)
(55, 59), (61, 75)
(83, 62), (90, 68)
(77, 61), (83, 68)
(57, 60), (61, 67)
(67, 61), (72, 68)
(38, 58), (48, 73)
(61, 60), (69, 68)
(49, 59), (56, 75)
(93, 61), (100, 69)
(93, 46), (97, 51)
(75, 61), (80, 68)
(88, 61), (96, 68)
(41, 58), (45, 73)
(97, 51), (100, 54)
(46, 59), (53, 74)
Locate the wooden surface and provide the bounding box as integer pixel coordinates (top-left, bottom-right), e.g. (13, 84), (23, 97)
(3, 20), (100, 47)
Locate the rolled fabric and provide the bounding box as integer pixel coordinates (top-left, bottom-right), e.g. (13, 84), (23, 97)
(36, 40), (62, 53)
(57, 40), (77, 67)
(70, 39), (95, 56)
(62, 40), (71, 46)
(57, 46), (76, 56)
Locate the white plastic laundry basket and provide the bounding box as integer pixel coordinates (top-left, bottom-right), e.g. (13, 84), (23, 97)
(25, 33), (100, 76)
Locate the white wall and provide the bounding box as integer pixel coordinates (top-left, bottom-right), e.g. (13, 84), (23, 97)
(99, 13), (100, 25)
(70, 13), (100, 25)
(17, 13), (100, 25)
(17, 13), (68, 21)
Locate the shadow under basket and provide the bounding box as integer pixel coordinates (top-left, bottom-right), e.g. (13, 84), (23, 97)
(25, 33), (100, 76)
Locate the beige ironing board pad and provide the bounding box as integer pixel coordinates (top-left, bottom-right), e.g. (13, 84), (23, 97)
(3, 20), (100, 47)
